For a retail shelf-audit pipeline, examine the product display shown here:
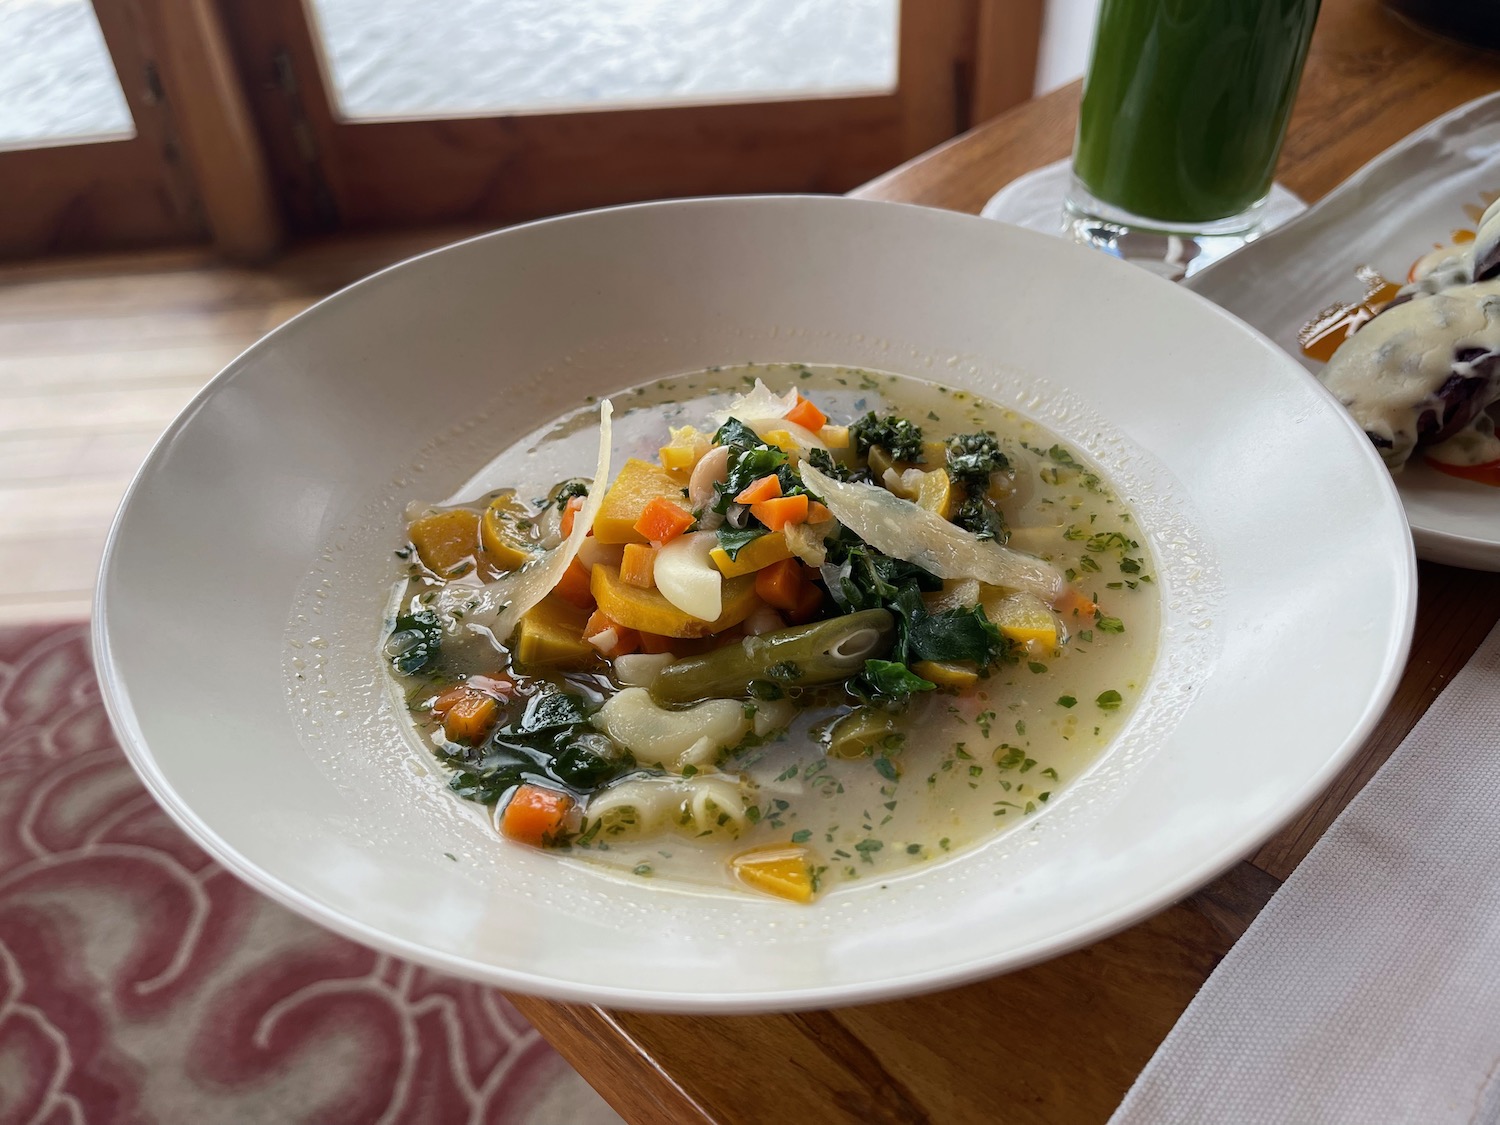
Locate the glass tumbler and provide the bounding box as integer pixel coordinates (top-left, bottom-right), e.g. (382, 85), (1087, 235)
(1064, 0), (1321, 274)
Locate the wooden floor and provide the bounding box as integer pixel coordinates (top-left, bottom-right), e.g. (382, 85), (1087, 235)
(0, 227), (482, 624)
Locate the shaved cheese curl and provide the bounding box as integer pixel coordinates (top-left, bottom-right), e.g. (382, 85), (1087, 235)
(799, 460), (1063, 604)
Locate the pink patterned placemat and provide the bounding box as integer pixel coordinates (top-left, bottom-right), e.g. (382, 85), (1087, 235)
(0, 623), (624, 1125)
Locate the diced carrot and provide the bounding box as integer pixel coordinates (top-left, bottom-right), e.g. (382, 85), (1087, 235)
(734, 473), (783, 505)
(637, 631), (719, 657)
(785, 581), (825, 625)
(755, 557), (806, 612)
(500, 783), (574, 847)
(785, 395), (827, 431)
(430, 685), (471, 717)
(432, 676), (511, 715)
(431, 686), (500, 744)
(553, 559), (596, 610)
(633, 497), (696, 543)
(465, 674), (515, 698)
(638, 631), (677, 654)
(806, 500), (832, 524)
(619, 542), (657, 588)
(669, 635), (718, 657)
(559, 495), (586, 538)
(583, 610), (640, 657)
(1054, 585), (1097, 620)
(749, 494), (809, 531)
(446, 693), (499, 744)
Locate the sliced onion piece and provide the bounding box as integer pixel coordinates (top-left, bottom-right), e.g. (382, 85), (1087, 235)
(437, 400), (614, 640)
(799, 461), (1063, 604)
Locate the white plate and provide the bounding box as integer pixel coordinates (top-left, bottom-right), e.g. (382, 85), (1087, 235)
(94, 197), (1414, 1012)
(1186, 92), (1500, 571)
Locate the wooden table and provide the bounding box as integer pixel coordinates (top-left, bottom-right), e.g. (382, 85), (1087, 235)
(513, 3), (1500, 1121)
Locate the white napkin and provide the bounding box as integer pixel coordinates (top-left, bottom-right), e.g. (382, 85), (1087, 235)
(1111, 619), (1500, 1125)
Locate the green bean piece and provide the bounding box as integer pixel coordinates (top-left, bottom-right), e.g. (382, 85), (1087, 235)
(649, 609), (896, 705)
(825, 707), (901, 759)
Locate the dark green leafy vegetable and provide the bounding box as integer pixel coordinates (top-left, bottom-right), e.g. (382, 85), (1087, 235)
(553, 733), (628, 787)
(715, 525), (767, 560)
(440, 691), (628, 806)
(710, 419), (816, 517)
(550, 479), (590, 509)
(385, 611), (442, 675)
(715, 445), (786, 514)
(805, 447), (852, 482)
(519, 690), (594, 733)
(712, 417), (761, 450)
(944, 432), (1009, 490)
(820, 533), (941, 614)
(850, 411), (924, 462)
(1095, 689), (1123, 710)
(891, 587), (1011, 668)
(951, 494), (1009, 543)
(854, 659), (936, 707)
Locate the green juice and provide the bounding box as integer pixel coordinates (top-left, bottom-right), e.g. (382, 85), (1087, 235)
(1072, 0), (1320, 224)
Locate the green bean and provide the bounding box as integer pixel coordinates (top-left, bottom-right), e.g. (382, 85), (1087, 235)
(824, 707), (901, 759)
(649, 609), (895, 705)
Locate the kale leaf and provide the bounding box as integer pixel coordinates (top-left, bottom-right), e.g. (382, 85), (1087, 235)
(442, 692), (628, 808)
(715, 525), (768, 560)
(711, 417), (819, 516)
(805, 447), (852, 482)
(716, 445), (787, 514)
(944, 432), (1009, 490)
(850, 411), (925, 462)
(820, 533), (941, 613)
(854, 659), (936, 706)
(890, 587), (1011, 667)
(952, 494), (1009, 543)
(518, 689), (595, 733)
(384, 611), (442, 675)
(712, 417), (762, 450)
(551, 479), (590, 509)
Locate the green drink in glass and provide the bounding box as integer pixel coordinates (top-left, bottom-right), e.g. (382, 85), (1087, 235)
(1065, 0), (1320, 272)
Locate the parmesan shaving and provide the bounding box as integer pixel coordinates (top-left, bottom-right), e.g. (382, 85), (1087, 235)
(437, 399), (613, 641)
(799, 461), (1063, 604)
(708, 379), (798, 428)
(709, 378), (827, 454)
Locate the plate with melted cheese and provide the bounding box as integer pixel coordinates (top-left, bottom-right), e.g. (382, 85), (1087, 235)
(1188, 91), (1500, 571)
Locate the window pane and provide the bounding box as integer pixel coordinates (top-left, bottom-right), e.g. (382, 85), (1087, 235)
(0, 0), (133, 148)
(307, 0), (899, 121)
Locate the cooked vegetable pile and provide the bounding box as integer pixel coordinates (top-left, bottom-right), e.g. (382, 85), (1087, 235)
(385, 378), (1131, 902)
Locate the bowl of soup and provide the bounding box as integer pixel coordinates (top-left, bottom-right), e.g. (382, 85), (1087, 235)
(95, 196), (1414, 1012)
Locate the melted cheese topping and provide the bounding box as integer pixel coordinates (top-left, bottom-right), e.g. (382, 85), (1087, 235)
(1319, 281), (1500, 470)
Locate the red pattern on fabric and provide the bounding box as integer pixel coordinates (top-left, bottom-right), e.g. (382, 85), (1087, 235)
(0, 624), (619, 1125)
